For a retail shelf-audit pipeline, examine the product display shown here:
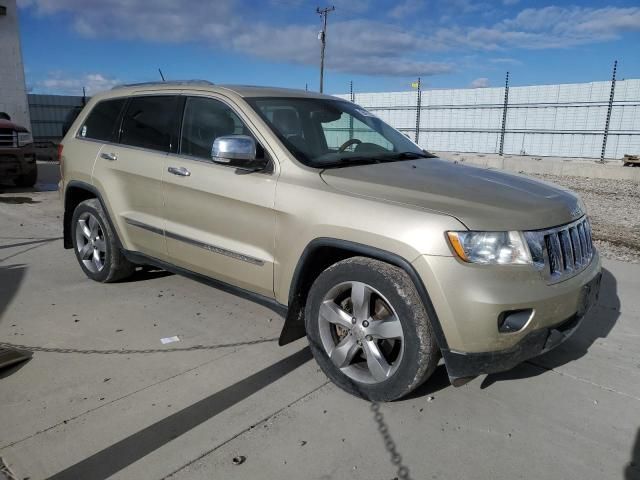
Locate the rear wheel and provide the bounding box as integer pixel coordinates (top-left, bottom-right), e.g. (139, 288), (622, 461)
(71, 199), (134, 282)
(305, 256), (439, 401)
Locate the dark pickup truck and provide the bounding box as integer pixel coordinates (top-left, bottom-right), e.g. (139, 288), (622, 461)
(0, 116), (37, 187)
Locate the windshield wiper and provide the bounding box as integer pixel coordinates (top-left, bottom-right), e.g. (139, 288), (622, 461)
(390, 151), (434, 159)
(319, 151), (435, 169)
(318, 157), (384, 168)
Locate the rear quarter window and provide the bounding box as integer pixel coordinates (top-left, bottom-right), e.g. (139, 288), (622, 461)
(79, 98), (126, 141)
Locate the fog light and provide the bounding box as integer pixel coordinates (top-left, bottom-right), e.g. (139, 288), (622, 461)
(498, 309), (533, 333)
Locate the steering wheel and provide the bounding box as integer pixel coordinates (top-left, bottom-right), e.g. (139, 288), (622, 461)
(338, 138), (362, 152)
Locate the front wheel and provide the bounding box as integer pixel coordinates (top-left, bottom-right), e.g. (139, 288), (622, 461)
(305, 257), (439, 401)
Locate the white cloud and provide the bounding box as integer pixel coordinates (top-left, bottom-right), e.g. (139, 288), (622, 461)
(17, 2), (640, 78)
(34, 72), (120, 95)
(389, 0), (423, 19)
(469, 77), (489, 88)
(489, 57), (522, 65)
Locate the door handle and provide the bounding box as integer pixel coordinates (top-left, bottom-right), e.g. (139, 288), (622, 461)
(168, 166), (191, 177)
(100, 152), (117, 161)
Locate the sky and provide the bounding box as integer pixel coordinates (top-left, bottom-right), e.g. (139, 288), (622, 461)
(16, 0), (640, 96)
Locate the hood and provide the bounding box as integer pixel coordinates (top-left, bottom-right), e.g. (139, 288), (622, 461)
(320, 158), (583, 231)
(0, 119), (28, 133)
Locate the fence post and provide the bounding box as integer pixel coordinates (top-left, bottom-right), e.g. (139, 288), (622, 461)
(415, 77), (422, 144)
(600, 60), (617, 163)
(499, 71), (509, 156)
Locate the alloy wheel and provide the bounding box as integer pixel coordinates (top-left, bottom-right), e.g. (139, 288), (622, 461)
(317, 281), (405, 384)
(75, 212), (107, 273)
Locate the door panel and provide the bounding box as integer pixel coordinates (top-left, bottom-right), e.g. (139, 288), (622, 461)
(162, 96), (277, 297)
(163, 159), (276, 296)
(92, 143), (168, 261)
(89, 95), (181, 261)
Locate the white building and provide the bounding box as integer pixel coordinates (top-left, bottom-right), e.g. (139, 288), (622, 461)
(0, 0), (31, 128)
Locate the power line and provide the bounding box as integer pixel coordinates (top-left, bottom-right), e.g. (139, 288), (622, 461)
(316, 6), (335, 93)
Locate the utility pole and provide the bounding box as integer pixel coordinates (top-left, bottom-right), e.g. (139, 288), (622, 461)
(316, 6), (335, 93)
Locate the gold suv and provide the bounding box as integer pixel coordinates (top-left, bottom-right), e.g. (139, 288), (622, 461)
(60, 81), (602, 400)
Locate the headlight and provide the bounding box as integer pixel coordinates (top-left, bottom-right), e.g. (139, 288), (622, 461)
(17, 132), (33, 147)
(447, 231), (531, 265)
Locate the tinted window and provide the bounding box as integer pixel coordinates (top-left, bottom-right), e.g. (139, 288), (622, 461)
(80, 99), (125, 141)
(120, 96), (178, 152)
(180, 97), (251, 160)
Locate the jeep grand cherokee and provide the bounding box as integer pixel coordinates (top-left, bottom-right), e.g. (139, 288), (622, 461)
(60, 81), (601, 400)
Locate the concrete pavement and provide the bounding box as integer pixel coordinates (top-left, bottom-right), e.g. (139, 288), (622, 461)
(0, 188), (639, 480)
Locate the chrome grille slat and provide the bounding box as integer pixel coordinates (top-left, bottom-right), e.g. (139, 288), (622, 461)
(0, 131), (17, 148)
(570, 227), (582, 266)
(559, 230), (574, 270)
(577, 222), (589, 261)
(525, 216), (595, 284)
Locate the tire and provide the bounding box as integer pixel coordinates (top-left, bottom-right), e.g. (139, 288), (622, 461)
(71, 199), (134, 282)
(305, 256), (439, 401)
(14, 166), (37, 188)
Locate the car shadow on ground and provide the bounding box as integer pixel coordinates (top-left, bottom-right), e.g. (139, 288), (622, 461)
(0, 264), (33, 374)
(626, 429), (640, 479)
(0, 264), (27, 321)
(480, 267), (620, 388)
(126, 265), (174, 283)
(46, 347), (313, 480)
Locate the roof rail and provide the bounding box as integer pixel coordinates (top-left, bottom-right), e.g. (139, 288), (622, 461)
(111, 80), (214, 90)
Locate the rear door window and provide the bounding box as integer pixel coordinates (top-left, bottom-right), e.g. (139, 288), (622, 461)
(120, 96), (179, 152)
(79, 98), (126, 142)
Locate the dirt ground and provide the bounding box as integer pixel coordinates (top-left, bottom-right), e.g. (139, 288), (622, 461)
(530, 174), (640, 263)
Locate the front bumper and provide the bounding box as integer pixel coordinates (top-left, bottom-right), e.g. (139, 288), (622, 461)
(443, 270), (601, 381)
(412, 249), (602, 381)
(0, 147), (36, 178)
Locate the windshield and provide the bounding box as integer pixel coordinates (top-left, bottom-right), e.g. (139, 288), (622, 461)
(246, 97), (430, 168)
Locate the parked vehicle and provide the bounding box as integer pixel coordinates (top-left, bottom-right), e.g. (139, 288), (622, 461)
(60, 81), (602, 400)
(0, 113), (37, 187)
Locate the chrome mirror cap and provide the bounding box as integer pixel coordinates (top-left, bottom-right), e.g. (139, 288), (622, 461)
(212, 135), (257, 164)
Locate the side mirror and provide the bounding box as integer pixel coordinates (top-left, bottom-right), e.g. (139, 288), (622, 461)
(212, 135), (256, 162)
(211, 135), (268, 173)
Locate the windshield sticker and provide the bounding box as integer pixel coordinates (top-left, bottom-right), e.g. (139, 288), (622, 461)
(81, 125), (87, 137)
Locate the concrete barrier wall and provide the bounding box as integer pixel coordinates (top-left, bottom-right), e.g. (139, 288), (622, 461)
(435, 152), (640, 182)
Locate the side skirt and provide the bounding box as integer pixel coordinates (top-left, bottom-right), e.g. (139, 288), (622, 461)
(122, 250), (288, 318)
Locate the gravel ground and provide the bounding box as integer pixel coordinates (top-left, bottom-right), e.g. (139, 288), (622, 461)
(530, 173), (640, 263)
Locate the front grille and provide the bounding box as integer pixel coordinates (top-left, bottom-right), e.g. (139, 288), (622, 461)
(525, 216), (595, 283)
(0, 129), (17, 148)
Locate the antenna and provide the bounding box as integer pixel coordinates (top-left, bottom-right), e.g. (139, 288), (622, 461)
(158, 68), (166, 82)
(316, 6), (335, 93)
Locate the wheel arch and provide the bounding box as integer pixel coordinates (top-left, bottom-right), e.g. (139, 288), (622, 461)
(63, 181), (122, 250)
(278, 237), (449, 351)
